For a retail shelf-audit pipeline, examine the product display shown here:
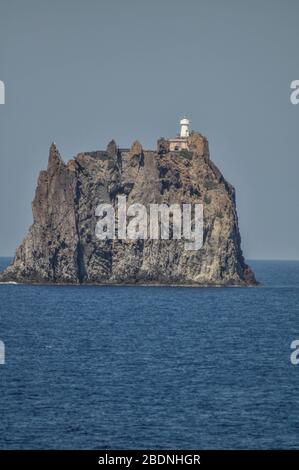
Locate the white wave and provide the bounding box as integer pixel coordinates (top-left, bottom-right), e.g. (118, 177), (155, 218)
(0, 281), (18, 285)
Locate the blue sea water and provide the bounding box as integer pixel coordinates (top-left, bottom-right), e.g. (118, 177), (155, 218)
(0, 258), (299, 449)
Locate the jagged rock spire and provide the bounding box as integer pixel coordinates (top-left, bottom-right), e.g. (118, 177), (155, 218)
(130, 140), (143, 157)
(48, 142), (63, 170)
(106, 139), (118, 157)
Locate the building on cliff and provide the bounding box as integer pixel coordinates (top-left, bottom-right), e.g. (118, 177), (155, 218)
(157, 117), (194, 154)
(167, 117), (190, 151)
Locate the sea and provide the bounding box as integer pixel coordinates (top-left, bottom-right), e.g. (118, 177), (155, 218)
(0, 257), (298, 449)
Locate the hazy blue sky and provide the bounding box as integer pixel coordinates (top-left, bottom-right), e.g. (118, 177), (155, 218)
(0, 0), (298, 259)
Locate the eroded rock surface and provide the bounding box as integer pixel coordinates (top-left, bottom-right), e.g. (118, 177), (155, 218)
(0, 134), (257, 285)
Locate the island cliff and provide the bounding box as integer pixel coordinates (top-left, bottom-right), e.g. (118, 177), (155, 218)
(0, 132), (257, 285)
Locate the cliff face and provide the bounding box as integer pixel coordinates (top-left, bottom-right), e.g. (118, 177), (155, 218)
(0, 133), (257, 285)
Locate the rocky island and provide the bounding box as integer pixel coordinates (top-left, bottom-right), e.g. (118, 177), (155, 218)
(0, 120), (257, 286)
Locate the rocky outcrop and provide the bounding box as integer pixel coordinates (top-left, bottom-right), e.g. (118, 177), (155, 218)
(0, 133), (257, 285)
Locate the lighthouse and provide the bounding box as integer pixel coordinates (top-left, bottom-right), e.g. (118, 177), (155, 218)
(158, 116), (191, 152)
(180, 117), (190, 138)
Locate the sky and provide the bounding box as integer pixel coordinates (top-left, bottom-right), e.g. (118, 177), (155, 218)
(0, 0), (298, 259)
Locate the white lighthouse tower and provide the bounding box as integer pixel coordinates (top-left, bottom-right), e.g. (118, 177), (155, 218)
(180, 117), (190, 138)
(165, 116), (191, 151)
